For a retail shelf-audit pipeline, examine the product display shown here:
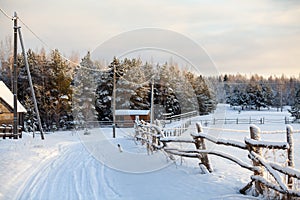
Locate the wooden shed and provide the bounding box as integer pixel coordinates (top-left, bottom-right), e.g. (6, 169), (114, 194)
(115, 110), (150, 127)
(0, 81), (27, 127)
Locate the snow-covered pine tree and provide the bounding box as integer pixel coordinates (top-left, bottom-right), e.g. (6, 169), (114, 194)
(182, 71), (199, 113)
(289, 89), (300, 122)
(260, 82), (274, 109)
(95, 57), (120, 122)
(47, 49), (72, 130)
(192, 75), (217, 115)
(73, 52), (98, 129)
(153, 63), (175, 117)
(273, 91), (282, 111)
(228, 87), (243, 107)
(116, 58), (147, 110)
(245, 81), (273, 110)
(23, 95), (37, 135)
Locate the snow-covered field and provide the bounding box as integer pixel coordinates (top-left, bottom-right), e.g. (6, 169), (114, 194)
(0, 104), (299, 200)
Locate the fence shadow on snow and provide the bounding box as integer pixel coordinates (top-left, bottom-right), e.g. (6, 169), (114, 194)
(134, 120), (300, 199)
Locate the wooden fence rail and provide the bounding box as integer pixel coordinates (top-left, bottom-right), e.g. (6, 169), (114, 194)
(134, 120), (300, 199)
(0, 125), (22, 139)
(197, 116), (295, 126)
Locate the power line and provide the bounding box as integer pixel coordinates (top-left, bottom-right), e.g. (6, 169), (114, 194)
(0, 7), (12, 20)
(18, 18), (50, 49)
(18, 15), (102, 72)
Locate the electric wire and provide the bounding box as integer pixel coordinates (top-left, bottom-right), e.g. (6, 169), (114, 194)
(0, 7), (12, 20)
(18, 15), (101, 72)
(1, 8), (153, 85)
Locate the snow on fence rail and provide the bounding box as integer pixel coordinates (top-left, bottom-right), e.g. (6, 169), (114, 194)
(164, 110), (198, 122)
(0, 125), (22, 139)
(134, 121), (300, 199)
(197, 116), (295, 126)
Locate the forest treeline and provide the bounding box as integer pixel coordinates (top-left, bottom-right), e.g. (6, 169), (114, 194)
(0, 49), (299, 131)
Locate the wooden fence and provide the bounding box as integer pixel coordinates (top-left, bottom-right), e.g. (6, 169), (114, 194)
(135, 121), (300, 199)
(164, 110), (198, 122)
(0, 125), (22, 139)
(198, 116), (294, 126)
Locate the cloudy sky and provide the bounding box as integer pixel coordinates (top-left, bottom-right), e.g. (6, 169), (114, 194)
(1, 0), (300, 77)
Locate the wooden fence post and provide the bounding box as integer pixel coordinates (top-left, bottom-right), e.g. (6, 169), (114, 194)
(286, 125), (294, 189)
(249, 125), (264, 195)
(195, 123), (212, 172)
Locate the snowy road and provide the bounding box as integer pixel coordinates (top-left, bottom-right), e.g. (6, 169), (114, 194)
(16, 141), (119, 200)
(3, 103), (300, 200)
(0, 130), (254, 200)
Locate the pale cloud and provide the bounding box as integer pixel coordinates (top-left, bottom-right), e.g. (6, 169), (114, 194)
(0, 0), (299, 76)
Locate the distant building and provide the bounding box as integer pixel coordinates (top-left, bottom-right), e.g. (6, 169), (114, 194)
(0, 81), (27, 127)
(115, 110), (150, 127)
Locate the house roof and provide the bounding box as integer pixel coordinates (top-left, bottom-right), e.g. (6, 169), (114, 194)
(115, 109), (150, 116)
(0, 81), (27, 113)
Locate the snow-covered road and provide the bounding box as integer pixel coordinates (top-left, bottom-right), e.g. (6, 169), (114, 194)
(17, 141), (120, 200)
(0, 131), (254, 200)
(1, 105), (299, 200)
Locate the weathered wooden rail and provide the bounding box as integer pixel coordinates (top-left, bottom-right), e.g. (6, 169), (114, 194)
(135, 120), (300, 199)
(198, 116), (295, 126)
(0, 125), (22, 139)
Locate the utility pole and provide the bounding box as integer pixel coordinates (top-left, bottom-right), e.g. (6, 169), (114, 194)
(150, 76), (154, 126)
(13, 12), (18, 137)
(18, 26), (45, 140)
(112, 63), (116, 138)
(150, 59), (155, 127)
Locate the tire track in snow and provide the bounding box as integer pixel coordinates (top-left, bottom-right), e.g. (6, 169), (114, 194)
(16, 140), (120, 200)
(16, 143), (93, 199)
(16, 143), (82, 200)
(100, 162), (121, 199)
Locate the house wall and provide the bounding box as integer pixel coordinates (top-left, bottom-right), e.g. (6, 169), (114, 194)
(0, 101), (13, 125)
(0, 101), (24, 127)
(116, 114), (150, 127)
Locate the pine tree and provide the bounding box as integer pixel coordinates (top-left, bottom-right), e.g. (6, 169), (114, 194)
(289, 89), (300, 121)
(95, 57), (119, 122)
(273, 91), (282, 111)
(47, 49), (72, 130)
(193, 75), (217, 115)
(73, 52), (98, 128)
(116, 58), (148, 110)
(23, 95), (37, 134)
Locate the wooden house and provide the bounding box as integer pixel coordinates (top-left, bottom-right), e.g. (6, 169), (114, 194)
(0, 81), (27, 127)
(115, 110), (150, 127)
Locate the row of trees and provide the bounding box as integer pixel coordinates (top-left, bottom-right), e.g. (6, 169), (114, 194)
(0, 49), (217, 131)
(1, 47), (299, 131)
(209, 74), (300, 111)
(92, 57), (217, 123)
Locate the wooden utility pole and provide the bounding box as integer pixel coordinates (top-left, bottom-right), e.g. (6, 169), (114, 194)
(11, 11), (45, 139)
(18, 26), (45, 140)
(150, 76), (154, 126)
(13, 12), (18, 137)
(112, 63), (116, 138)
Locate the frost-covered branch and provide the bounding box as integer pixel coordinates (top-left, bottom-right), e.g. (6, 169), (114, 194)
(269, 162), (300, 179)
(251, 175), (300, 197)
(250, 151), (288, 192)
(164, 148), (256, 172)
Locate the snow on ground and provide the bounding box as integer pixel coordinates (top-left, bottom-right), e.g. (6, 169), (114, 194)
(0, 104), (299, 200)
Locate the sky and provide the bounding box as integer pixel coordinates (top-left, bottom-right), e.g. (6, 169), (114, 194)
(1, 0), (300, 77)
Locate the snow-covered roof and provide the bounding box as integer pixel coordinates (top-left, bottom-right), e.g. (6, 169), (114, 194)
(115, 110), (150, 116)
(0, 81), (27, 113)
